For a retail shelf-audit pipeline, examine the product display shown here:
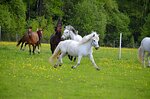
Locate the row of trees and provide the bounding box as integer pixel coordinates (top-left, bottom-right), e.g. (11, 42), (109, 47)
(0, 0), (150, 47)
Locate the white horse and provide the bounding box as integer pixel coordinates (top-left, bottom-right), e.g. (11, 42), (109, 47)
(61, 25), (82, 41)
(50, 31), (100, 70)
(138, 37), (150, 67)
(61, 25), (82, 61)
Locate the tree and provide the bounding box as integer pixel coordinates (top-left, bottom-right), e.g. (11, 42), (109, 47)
(141, 13), (150, 40)
(68, 0), (107, 44)
(0, 4), (14, 40)
(0, 0), (26, 40)
(117, 0), (150, 46)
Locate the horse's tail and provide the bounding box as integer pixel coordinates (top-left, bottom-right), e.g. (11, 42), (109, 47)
(16, 38), (23, 47)
(138, 45), (144, 62)
(49, 44), (61, 64)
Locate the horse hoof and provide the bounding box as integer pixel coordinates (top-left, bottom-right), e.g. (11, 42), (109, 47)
(54, 65), (57, 68)
(96, 68), (100, 71)
(71, 66), (76, 69)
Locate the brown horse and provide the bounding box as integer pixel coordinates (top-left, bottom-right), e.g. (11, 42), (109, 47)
(17, 29), (43, 54)
(26, 31), (39, 54)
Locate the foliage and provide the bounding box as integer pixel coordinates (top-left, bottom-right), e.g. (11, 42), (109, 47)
(0, 0), (149, 47)
(141, 13), (150, 40)
(68, 0), (107, 44)
(0, 4), (16, 40)
(0, 42), (150, 98)
(117, 0), (150, 45)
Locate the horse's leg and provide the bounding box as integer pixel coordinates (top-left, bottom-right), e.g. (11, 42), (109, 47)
(32, 45), (36, 54)
(68, 55), (73, 61)
(20, 42), (24, 50)
(72, 55), (82, 69)
(50, 44), (54, 54)
(54, 53), (66, 68)
(58, 53), (66, 66)
(29, 44), (31, 55)
(23, 42), (28, 50)
(37, 45), (40, 54)
(142, 51), (146, 68)
(88, 54), (100, 70)
(37, 42), (40, 54)
(147, 53), (150, 67)
(73, 57), (76, 62)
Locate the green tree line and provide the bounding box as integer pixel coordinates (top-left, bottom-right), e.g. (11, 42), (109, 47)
(0, 0), (150, 47)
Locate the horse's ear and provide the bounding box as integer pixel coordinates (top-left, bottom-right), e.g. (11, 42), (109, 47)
(93, 34), (95, 37)
(76, 31), (78, 34)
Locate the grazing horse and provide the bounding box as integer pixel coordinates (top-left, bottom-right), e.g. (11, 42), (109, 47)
(16, 29), (43, 51)
(50, 19), (62, 54)
(50, 31), (100, 70)
(61, 25), (82, 61)
(138, 37), (150, 67)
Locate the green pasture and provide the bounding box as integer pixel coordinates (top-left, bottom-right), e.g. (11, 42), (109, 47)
(0, 42), (150, 99)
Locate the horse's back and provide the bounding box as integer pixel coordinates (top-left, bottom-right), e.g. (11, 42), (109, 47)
(32, 32), (39, 41)
(141, 37), (150, 52)
(76, 35), (82, 41)
(59, 40), (79, 55)
(27, 32), (39, 44)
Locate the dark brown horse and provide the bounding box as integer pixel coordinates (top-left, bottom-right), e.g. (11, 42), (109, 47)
(17, 29), (43, 54)
(50, 18), (62, 54)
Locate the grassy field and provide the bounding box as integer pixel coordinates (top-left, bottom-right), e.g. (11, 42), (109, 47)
(0, 41), (150, 99)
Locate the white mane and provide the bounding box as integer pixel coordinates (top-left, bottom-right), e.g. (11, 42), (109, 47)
(65, 25), (78, 35)
(80, 31), (99, 44)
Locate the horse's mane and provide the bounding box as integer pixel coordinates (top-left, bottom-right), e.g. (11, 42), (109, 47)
(65, 25), (78, 35)
(80, 32), (98, 44)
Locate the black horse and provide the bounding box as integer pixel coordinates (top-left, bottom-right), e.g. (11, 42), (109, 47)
(50, 18), (62, 54)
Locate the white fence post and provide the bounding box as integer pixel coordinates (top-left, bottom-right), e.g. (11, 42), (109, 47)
(118, 33), (122, 59)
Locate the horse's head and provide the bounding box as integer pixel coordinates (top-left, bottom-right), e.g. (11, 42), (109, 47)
(91, 32), (99, 50)
(37, 29), (43, 34)
(61, 29), (70, 40)
(61, 25), (78, 40)
(55, 23), (62, 33)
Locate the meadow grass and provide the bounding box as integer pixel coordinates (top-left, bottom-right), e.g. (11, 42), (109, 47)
(0, 41), (150, 99)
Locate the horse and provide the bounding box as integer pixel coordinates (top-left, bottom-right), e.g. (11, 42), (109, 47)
(16, 29), (43, 51)
(61, 25), (82, 41)
(49, 31), (100, 70)
(138, 37), (150, 67)
(61, 25), (82, 61)
(50, 19), (62, 54)
(16, 34), (28, 50)
(26, 31), (40, 55)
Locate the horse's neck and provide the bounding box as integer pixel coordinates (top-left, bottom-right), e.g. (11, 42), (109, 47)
(55, 32), (61, 38)
(80, 39), (92, 50)
(70, 32), (80, 41)
(70, 32), (76, 40)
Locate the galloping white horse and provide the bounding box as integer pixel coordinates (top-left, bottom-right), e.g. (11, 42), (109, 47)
(50, 31), (100, 70)
(61, 25), (82, 41)
(138, 37), (150, 67)
(61, 25), (82, 61)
